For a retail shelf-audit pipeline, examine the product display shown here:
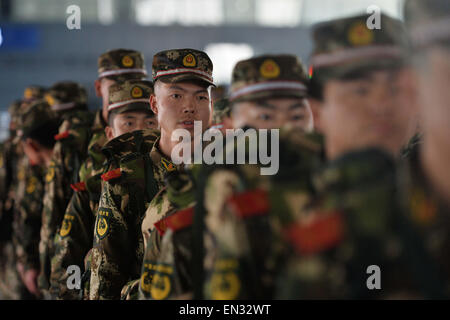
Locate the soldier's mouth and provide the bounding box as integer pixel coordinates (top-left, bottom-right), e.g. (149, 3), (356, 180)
(179, 120), (195, 128)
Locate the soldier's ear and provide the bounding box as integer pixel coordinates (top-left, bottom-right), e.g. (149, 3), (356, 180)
(94, 79), (102, 98)
(105, 126), (115, 141)
(308, 98), (325, 134)
(150, 94), (158, 115)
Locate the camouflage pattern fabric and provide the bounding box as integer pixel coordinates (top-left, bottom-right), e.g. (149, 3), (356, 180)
(199, 129), (323, 300)
(13, 162), (46, 274)
(89, 129), (181, 300)
(49, 110), (108, 300)
(275, 148), (448, 299)
(138, 166), (199, 300)
(38, 109), (94, 295)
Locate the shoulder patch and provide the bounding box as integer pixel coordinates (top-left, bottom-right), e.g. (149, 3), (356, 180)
(227, 189), (270, 219)
(54, 130), (70, 141)
(160, 157), (175, 172)
(60, 214), (75, 237)
(70, 181), (86, 192)
(154, 207), (194, 236)
(45, 162), (55, 183)
(210, 258), (241, 300)
(101, 168), (122, 181)
(284, 211), (344, 255)
(96, 207), (112, 239)
(150, 263), (173, 300)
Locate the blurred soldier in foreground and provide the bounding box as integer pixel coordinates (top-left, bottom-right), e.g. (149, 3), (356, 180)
(276, 13), (435, 299)
(393, 0), (450, 297)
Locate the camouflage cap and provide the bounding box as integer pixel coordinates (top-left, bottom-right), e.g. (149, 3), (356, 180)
(212, 98), (231, 125)
(23, 85), (46, 102)
(44, 81), (88, 112)
(152, 48), (215, 87)
(229, 54), (308, 102)
(16, 100), (58, 138)
(108, 79), (154, 115)
(310, 13), (408, 82)
(98, 48), (147, 80)
(8, 100), (23, 118)
(404, 0), (450, 48)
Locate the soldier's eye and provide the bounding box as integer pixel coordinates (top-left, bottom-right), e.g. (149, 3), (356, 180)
(259, 114), (272, 121)
(198, 95), (208, 101)
(352, 86), (370, 96)
(292, 115), (304, 121)
(172, 94), (182, 99)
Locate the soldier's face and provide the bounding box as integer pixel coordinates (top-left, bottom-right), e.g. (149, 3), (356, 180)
(317, 68), (417, 160)
(151, 81), (212, 137)
(105, 110), (157, 140)
(232, 97), (313, 131)
(417, 48), (450, 148)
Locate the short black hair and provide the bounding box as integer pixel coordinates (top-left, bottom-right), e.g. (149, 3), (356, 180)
(23, 120), (60, 149)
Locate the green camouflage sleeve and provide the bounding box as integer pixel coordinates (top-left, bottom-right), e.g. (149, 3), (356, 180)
(89, 180), (145, 300)
(138, 169), (198, 300)
(49, 129), (107, 300)
(38, 113), (93, 294)
(49, 189), (94, 299)
(13, 164), (45, 272)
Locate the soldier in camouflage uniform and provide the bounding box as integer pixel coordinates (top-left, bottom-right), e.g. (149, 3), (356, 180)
(137, 54), (319, 300)
(0, 86), (45, 299)
(49, 80), (156, 300)
(37, 82), (94, 297)
(389, 0), (450, 298)
(274, 13), (439, 299)
(12, 101), (60, 299)
(89, 48), (214, 299)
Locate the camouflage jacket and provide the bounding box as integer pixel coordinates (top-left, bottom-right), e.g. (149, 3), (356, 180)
(275, 148), (447, 299)
(137, 129), (322, 300)
(38, 109), (94, 293)
(394, 149), (450, 298)
(12, 161), (46, 272)
(0, 138), (23, 243)
(137, 166), (199, 300)
(89, 129), (182, 300)
(49, 110), (108, 300)
(199, 130), (323, 300)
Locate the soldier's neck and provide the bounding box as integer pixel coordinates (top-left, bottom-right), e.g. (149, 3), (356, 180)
(42, 149), (54, 167)
(159, 130), (179, 159)
(421, 137), (450, 207)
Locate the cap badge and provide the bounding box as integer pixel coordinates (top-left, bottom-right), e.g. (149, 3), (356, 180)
(122, 55), (135, 67)
(24, 88), (33, 99)
(260, 59), (280, 79)
(45, 94), (56, 106)
(348, 21), (374, 46)
(182, 53), (197, 67)
(131, 86), (144, 98)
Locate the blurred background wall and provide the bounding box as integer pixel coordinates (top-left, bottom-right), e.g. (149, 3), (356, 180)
(0, 0), (405, 140)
